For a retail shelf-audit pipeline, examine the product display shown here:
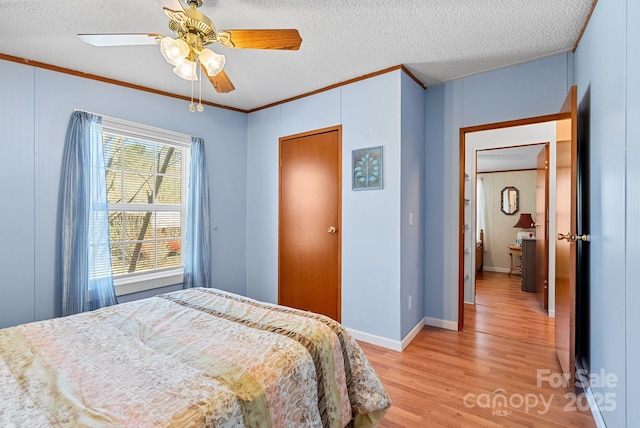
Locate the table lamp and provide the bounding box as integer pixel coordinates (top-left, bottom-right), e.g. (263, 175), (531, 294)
(513, 213), (536, 241)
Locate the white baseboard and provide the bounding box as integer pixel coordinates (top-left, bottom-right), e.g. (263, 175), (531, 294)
(575, 360), (606, 428)
(349, 317), (459, 351)
(347, 328), (402, 351)
(348, 318), (427, 352)
(400, 318), (425, 350)
(424, 317), (458, 331)
(482, 266), (512, 274)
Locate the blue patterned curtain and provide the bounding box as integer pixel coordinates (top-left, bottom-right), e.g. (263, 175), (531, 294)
(183, 136), (212, 289)
(60, 111), (117, 316)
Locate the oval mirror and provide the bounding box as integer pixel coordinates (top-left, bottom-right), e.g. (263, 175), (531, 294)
(501, 186), (519, 215)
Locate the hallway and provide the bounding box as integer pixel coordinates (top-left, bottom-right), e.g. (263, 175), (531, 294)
(358, 271), (595, 427)
(466, 271), (553, 347)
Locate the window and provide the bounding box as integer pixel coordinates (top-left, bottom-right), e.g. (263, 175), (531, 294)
(102, 117), (190, 295)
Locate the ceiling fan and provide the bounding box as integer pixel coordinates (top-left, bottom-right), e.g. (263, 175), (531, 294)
(79, 0), (302, 100)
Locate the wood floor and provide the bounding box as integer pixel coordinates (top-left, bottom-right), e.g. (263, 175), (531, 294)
(358, 271), (596, 427)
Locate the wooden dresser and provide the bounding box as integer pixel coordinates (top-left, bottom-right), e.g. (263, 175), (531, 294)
(521, 238), (536, 292)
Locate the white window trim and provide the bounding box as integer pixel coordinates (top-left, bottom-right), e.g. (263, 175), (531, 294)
(101, 115), (191, 296)
(114, 268), (183, 296)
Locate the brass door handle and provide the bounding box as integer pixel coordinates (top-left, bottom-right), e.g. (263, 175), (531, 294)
(557, 233), (591, 242)
(327, 226), (337, 234)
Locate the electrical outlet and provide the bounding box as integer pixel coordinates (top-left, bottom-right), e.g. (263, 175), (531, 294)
(409, 212), (414, 226)
(408, 296), (412, 310)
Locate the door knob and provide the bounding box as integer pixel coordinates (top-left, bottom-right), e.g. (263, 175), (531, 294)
(327, 226), (336, 234)
(572, 234), (591, 242)
(557, 233), (591, 242)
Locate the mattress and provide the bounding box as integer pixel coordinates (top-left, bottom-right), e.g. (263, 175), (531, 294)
(0, 287), (390, 427)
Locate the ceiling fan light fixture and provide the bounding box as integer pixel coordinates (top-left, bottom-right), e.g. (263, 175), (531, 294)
(199, 48), (225, 76)
(79, 1), (302, 96)
(173, 60), (198, 81)
(160, 37), (190, 66)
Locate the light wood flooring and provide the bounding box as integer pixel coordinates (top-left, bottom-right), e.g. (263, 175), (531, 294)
(358, 271), (596, 427)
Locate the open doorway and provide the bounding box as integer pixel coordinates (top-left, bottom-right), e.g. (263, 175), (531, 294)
(469, 144), (550, 339)
(459, 118), (558, 331)
(475, 145), (546, 279)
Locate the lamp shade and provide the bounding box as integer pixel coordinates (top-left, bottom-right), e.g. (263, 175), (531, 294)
(199, 48), (225, 76)
(160, 37), (190, 66)
(173, 60), (198, 81)
(513, 213), (535, 229)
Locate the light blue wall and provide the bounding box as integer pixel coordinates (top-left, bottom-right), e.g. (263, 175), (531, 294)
(462, 55), (573, 126)
(0, 59), (248, 329)
(245, 88), (341, 304)
(423, 54), (571, 323)
(626, 1), (640, 425)
(247, 71), (422, 341)
(0, 61), (36, 328)
(424, 81), (461, 321)
(574, 0), (633, 425)
(246, 106), (282, 304)
(400, 73), (426, 336)
(341, 73), (402, 340)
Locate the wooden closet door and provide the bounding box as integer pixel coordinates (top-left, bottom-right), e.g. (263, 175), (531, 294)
(278, 127), (341, 321)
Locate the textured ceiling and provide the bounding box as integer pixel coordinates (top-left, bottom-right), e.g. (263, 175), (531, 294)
(0, 0), (594, 111)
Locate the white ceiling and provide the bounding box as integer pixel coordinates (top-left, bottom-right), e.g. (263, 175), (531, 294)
(476, 144), (547, 173)
(0, 0), (594, 111)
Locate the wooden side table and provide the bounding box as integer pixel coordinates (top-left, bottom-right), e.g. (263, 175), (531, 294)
(508, 245), (522, 276)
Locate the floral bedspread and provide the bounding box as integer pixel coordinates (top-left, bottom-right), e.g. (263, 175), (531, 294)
(0, 288), (390, 427)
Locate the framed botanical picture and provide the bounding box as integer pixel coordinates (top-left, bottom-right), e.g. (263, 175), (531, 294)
(352, 146), (383, 190)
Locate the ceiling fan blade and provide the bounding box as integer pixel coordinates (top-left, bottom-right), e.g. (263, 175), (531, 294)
(200, 64), (235, 93)
(217, 29), (302, 50)
(157, 0), (185, 11)
(79, 33), (162, 47)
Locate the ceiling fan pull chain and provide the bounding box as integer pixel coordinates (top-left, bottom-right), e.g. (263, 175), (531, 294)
(197, 63), (204, 112)
(189, 75), (195, 112)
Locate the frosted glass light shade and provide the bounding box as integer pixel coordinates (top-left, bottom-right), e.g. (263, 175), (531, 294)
(173, 60), (198, 81)
(160, 37), (189, 66)
(199, 48), (225, 76)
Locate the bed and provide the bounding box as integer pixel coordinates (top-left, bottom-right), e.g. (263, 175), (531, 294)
(0, 287), (390, 427)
